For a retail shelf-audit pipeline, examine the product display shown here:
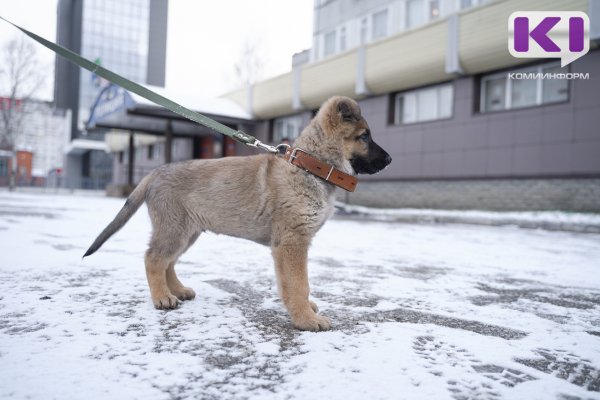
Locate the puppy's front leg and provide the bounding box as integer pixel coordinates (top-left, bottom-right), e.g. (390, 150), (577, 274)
(272, 243), (331, 331)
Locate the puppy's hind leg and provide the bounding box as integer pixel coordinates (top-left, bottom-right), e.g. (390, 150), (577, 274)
(145, 232), (189, 310)
(166, 232), (201, 301)
(145, 249), (179, 309)
(166, 262), (196, 301)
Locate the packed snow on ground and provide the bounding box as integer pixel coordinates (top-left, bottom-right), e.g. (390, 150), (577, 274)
(1, 191), (599, 400)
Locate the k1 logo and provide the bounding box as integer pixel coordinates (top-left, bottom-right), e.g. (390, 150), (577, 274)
(508, 11), (589, 67)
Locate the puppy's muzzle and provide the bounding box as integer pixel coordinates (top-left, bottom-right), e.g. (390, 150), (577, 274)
(351, 142), (392, 175)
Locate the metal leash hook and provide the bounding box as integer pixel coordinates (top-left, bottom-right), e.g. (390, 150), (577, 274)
(249, 139), (290, 155)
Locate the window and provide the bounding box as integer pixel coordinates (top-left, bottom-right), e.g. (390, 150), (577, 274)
(396, 95), (415, 124)
(480, 62), (568, 112)
(460, 0), (486, 9)
(460, 0), (473, 9)
(438, 85), (453, 119)
(118, 151), (124, 164)
(483, 77), (506, 111)
(542, 65), (569, 103)
(511, 76), (537, 108)
(417, 87), (437, 121)
(154, 142), (165, 161)
(148, 144), (154, 160)
(273, 115), (303, 143)
(323, 31), (336, 57)
(407, 0), (442, 28)
(429, 0), (440, 19)
(394, 83), (454, 124)
(372, 9), (388, 40)
(155, 142), (163, 160)
(339, 26), (347, 52)
(0, 158), (8, 176)
(407, 0), (425, 28)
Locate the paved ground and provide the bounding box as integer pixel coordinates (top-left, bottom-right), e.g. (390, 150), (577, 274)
(0, 191), (599, 400)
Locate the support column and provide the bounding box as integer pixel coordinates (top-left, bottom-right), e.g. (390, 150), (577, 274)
(445, 14), (463, 75)
(165, 120), (173, 163)
(292, 67), (304, 110)
(128, 130), (135, 187)
(192, 136), (201, 159)
(355, 45), (370, 96)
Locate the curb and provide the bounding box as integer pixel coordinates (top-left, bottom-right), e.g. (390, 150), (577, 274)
(334, 205), (600, 234)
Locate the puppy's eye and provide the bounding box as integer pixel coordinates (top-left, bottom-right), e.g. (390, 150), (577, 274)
(357, 132), (370, 142)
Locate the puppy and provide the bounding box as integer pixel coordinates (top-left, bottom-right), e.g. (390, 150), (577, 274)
(84, 96), (392, 331)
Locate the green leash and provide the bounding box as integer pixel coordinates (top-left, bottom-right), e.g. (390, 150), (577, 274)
(0, 16), (279, 153)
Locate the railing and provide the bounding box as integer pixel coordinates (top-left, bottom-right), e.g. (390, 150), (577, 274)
(0, 175), (111, 190)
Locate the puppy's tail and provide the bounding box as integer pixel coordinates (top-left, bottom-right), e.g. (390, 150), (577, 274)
(83, 174), (152, 258)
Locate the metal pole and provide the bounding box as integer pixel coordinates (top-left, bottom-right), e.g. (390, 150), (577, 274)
(165, 120), (172, 164)
(128, 130), (134, 187)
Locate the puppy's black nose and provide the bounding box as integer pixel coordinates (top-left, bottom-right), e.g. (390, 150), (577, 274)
(385, 154), (392, 165)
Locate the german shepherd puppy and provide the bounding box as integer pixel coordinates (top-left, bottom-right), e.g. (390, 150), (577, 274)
(84, 96), (391, 331)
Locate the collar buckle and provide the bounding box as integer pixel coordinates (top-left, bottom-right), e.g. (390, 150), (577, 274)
(287, 147), (308, 164)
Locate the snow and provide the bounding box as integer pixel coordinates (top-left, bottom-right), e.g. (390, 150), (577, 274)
(1, 191), (600, 399)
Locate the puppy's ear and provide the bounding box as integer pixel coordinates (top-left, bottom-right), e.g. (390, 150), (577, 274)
(317, 96), (360, 133)
(338, 100), (355, 122)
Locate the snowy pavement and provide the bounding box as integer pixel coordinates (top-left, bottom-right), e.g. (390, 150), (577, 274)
(1, 191), (600, 400)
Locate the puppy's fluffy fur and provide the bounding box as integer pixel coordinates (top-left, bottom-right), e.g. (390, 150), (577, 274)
(85, 96), (391, 331)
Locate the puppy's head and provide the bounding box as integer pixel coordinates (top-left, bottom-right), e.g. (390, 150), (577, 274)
(317, 96), (392, 175)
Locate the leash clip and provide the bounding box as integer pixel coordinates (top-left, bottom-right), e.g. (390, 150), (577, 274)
(249, 139), (290, 155)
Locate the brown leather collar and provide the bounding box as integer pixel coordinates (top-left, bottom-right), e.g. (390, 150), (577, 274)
(282, 147), (357, 192)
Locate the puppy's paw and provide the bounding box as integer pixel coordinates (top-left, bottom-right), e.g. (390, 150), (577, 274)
(172, 287), (196, 301)
(292, 311), (331, 332)
(309, 300), (319, 313)
(153, 294), (181, 310)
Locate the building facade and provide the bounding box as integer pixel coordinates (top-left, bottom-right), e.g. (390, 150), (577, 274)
(14, 100), (71, 181)
(311, 0), (489, 62)
(221, 0), (600, 211)
(0, 99), (71, 187)
(54, 0), (168, 189)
